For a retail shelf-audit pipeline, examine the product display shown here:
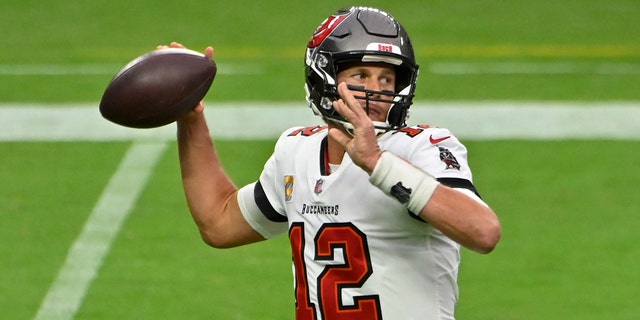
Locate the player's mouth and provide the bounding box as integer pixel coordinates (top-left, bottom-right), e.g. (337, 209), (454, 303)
(345, 85), (393, 121)
(364, 102), (387, 121)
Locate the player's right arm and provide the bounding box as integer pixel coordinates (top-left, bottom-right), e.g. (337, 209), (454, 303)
(176, 107), (265, 248)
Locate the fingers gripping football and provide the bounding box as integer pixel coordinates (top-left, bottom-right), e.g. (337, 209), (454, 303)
(329, 82), (382, 174)
(158, 42), (214, 60)
(158, 42), (214, 116)
(99, 42), (217, 128)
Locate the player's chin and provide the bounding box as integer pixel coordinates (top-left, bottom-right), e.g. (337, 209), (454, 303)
(366, 107), (387, 122)
(368, 114), (387, 124)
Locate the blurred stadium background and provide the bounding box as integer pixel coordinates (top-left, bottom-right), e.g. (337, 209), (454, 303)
(1, 1), (639, 319)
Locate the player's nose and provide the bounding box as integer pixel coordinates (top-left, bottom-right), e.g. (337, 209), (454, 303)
(365, 78), (382, 95)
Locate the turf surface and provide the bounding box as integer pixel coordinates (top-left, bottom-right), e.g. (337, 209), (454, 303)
(1, 0), (639, 319)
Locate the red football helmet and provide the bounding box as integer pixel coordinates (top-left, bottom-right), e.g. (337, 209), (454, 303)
(305, 6), (419, 132)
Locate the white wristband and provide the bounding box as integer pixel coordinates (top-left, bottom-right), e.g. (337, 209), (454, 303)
(369, 152), (439, 215)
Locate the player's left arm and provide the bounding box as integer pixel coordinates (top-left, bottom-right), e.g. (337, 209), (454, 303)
(420, 183), (501, 253)
(330, 82), (501, 254)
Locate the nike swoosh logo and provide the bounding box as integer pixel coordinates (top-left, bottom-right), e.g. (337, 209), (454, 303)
(429, 134), (451, 144)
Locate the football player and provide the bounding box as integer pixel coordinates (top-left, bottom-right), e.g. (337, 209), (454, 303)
(174, 6), (501, 320)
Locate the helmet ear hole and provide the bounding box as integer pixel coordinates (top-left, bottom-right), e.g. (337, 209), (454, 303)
(387, 103), (409, 128)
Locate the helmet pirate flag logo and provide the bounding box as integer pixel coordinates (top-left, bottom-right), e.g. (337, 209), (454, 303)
(308, 13), (348, 48)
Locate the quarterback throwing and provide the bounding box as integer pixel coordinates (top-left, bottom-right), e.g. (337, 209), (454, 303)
(174, 6), (501, 320)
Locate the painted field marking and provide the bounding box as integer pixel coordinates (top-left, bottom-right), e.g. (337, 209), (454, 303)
(2, 44), (639, 76)
(0, 102), (638, 141)
(0, 63), (262, 76)
(429, 62), (640, 75)
(33, 141), (168, 320)
(416, 44), (640, 58)
(2, 61), (639, 76)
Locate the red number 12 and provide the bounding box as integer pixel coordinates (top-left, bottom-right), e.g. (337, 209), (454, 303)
(290, 222), (382, 320)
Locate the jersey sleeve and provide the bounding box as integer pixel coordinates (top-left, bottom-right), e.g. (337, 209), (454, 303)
(235, 127), (305, 239)
(414, 128), (490, 207)
(237, 182), (288, 239)
(409, 127), (472, 179)
(405, 126), (483, 199)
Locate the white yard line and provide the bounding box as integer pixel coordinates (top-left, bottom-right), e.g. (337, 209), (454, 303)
(2, 62), (639, 76)
(429, 62), (640, 75)
(0, 63), (261, 76)
(33, 141), (168, 320)
(0, 102), (638, 141)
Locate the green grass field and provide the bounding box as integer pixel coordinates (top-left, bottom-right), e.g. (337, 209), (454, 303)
(1, 0), (639, 319)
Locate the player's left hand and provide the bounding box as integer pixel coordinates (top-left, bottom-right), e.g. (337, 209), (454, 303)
(329, 82), (382, 174)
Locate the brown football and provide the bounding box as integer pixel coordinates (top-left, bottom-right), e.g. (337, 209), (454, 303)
(99, 48), (217, 128)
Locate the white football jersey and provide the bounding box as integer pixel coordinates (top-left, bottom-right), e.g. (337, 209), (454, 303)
(237, 124), (484, 320)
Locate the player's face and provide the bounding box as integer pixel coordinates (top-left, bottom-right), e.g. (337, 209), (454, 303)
(336, 63), (396, 123)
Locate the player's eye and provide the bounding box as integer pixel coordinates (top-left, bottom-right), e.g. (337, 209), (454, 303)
(351, 73), (365, 81)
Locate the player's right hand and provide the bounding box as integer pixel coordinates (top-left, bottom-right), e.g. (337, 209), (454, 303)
(329, 82), (382, 174)
(157, 42), (213, 117)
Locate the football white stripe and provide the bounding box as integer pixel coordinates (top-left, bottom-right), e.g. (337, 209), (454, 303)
(1, 102), (638, 141)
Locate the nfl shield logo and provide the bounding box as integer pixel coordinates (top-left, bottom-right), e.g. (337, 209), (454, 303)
(314, 179), (324, 195)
